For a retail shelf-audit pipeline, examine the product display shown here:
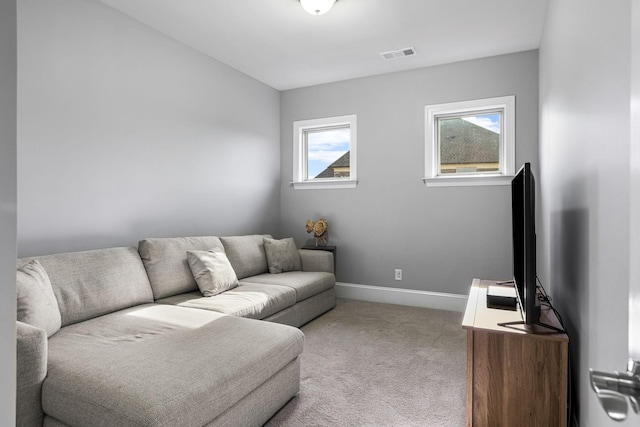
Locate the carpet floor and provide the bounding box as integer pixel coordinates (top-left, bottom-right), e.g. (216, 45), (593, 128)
(264, 299), (467, 427)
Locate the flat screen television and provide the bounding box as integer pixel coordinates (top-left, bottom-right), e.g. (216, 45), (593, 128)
(511, 162), (541, 326)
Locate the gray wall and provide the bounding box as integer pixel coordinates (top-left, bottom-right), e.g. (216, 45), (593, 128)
(631, 0), (640, 362)
(0, 0), (17, 423)
(280, 51), (539, 295)
(539, 0), (632, 425)
(0, 0), (17, 426)
(17, 0), (281, 257)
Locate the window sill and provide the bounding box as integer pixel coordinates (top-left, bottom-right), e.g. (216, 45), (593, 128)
(291, 179), (358, 190)
(422, 175), (513, 187)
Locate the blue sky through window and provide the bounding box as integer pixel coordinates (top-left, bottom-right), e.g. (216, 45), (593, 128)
(462, 113), (501, 133)
(307, 127), (350, 178)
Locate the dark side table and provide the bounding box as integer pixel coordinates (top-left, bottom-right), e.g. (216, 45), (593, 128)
(301, 245), (336, 273)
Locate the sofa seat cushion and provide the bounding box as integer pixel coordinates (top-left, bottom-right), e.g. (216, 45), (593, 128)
(155, 282), (296, 320)
(241, 271), (335, 302)
(43, 304), (304, 427)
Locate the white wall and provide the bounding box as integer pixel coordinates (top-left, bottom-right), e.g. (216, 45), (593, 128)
(17, 0), (281, 257)
(280, 51), (539, 296)
(0, 0), (17, 423)
(629, 0), (640, 363)
(539, 1), (632, 425)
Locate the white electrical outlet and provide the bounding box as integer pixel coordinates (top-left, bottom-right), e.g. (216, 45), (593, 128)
(395, 269), (402, 281)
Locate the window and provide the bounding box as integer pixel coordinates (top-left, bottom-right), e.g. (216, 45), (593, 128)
(292, 115), (357, 190)
(424, 96), (515, 187)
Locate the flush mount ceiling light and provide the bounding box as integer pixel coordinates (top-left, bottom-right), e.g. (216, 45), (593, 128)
(299, 0), (337, 15)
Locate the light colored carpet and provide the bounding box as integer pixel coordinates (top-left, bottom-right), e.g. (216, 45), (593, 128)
(264, 299), (467, 427)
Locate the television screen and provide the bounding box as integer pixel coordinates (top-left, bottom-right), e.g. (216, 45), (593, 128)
(511, 162), (540, 325)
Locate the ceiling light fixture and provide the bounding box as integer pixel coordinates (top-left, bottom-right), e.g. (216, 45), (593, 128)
(299, 0), (337, 16)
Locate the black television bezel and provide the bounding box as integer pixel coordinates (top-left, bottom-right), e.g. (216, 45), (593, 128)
(511, 162), (540, 326)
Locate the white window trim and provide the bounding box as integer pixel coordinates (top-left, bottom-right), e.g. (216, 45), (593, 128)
(291, 114), (357, 190)
(423, 96), (515, 187)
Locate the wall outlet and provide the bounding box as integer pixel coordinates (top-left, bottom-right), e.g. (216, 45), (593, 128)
(395, 269), (402, 281)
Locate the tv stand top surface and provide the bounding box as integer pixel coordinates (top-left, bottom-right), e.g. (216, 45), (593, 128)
(462, 278), (568, 342)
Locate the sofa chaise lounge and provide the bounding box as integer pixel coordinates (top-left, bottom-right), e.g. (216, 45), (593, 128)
(16, 234), (336, 427)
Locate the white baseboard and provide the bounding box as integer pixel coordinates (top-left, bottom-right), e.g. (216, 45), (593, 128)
(335, 282), (468, 312)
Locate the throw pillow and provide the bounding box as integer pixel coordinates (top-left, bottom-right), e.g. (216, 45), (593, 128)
(16, 259), (62, 338)
(263, 237), (302, 274)
(186, 249), (239, 297)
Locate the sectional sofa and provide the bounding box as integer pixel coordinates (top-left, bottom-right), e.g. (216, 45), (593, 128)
(16, 234), (336, 427)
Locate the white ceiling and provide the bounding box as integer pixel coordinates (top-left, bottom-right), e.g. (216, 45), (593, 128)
(97, 0), (549, 91)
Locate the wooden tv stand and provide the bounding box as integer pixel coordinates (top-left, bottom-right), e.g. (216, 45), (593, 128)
(462, 279), (568, 427)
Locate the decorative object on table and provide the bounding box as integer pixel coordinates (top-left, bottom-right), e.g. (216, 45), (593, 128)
(305, 218), (328, 246)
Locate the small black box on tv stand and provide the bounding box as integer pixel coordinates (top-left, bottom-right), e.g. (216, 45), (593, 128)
(486, 285), (517, 311)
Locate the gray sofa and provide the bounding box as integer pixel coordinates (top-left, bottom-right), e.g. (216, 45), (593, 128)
(16, 234), (336, 427)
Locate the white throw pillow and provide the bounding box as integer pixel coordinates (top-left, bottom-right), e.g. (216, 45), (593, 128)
(186, 249), (239, 297)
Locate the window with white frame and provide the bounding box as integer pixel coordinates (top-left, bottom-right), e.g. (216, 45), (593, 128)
(424, 96), (515, 187)
(292, 115), (357, 190)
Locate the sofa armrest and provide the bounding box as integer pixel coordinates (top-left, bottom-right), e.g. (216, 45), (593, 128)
(299, 249), (334, 274)
(17, 321), (47, 427)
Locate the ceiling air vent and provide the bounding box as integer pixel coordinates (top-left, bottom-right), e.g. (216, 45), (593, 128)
(380, 47), (417, 60)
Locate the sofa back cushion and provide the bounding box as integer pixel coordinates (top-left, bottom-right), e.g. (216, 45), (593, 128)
(17, 247), (153, 327)
(138, 236), (224, 300)
(220, 235), (271, 280)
